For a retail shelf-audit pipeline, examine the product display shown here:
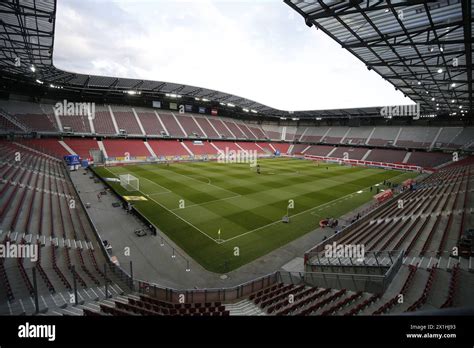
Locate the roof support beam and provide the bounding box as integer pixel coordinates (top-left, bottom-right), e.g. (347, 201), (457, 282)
(306, 0), (431, 20)
(461, 0), (472, 111)
(343, 39), (470, 48)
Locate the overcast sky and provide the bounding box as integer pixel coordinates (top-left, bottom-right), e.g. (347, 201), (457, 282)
(53, 0), (413, 111)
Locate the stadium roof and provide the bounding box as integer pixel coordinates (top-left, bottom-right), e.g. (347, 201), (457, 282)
(285, 0), (473, 116)
(0, 0), (472, 119)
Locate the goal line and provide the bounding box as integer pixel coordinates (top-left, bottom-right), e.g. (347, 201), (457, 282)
(120, 173), (139, 191)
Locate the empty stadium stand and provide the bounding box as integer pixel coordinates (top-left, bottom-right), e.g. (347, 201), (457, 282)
(261, 124), (281, 141)
(323, 127), (349, 144)
(300, 126), (330, 143)
(102, 139), (151, 158)
(396, 127), (439, 149)
(175, 114), (204, 138)
(212, 141), (242, 152)
(271, 143), (290, 154)
(148, 139), (189, 157)
(92, 108), (117, 134)
(83, 294), (229, 316)
(256, 142), (276, 153)
(111, 107), (143, 135)
(0, 137), (472, 316)
(365, 149), (407, 163)
(247, 124), (267, 140)
(17, 139), (69, 158)
(63, 138), (99, 159)
(368, 127), (399, 146)
(183, 140), (219, 156)
(5, 136), (460, 170)
(343, 127), (373, 145)
(0, 141), (128, 314)
(193, 116), (219, 138)
(236, 142), (265, 154)
(0, 100), (473, 159)
(204, 118), (229, 138)
(237, 122), (258, 140)
(135, 110), (166, 136)
(330, 147), (369, 160)
(223, 120), (246, 139)
(0, 113), (23, 132)
(406, 151), (453, 168)
(304, 145), (334, 157)
(1, 0), (473, 322)
(291, 144), (310, 154)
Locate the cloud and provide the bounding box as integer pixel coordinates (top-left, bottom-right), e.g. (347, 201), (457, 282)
(53, 0), (413, 111)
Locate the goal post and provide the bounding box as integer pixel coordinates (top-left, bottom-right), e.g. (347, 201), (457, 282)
(119, 174), (139, 191)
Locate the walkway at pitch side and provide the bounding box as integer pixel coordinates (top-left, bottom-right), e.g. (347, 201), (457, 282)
(70, 167), (376, 290)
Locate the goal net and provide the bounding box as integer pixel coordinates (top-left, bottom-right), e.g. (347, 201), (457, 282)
(119, 174), (139, 191)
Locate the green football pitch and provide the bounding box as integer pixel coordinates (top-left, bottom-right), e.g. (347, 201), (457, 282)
(92, 158), (417, 273)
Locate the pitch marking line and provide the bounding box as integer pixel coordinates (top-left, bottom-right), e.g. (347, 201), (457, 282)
(105, 167), (408, 246)
(169, 175), (360, 212)
(134, 172), (172, 194)
(221, 189), (372, 244)
(166, 170), (364, 212)
(148, 191), (174, 196)
(151, 166), (242, 197)
(103, 167), (219, 244)
(170, 194), (242, 211)
(220, 171), (409, 244)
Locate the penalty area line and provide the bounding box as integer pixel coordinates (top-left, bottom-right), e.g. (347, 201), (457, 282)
(135, 173), (172, 194)
(170, 194), (242, 211)
(103, 167), (220, 244)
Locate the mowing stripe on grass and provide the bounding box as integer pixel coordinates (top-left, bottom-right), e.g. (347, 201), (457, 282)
(220, 171), (410, 244)
(103, 167), (219, 244)
(148, 191), (174, 196)
(220, 186), (370, 244)
(94, 160), (418, 272)
(140, 175), (172, 193)
(149, 165), (241, 197)
(170, 194), (242, 211)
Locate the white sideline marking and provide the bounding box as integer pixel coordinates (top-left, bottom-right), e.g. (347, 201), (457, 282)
(171, 194), (242, 211)
(169, 163), (395, 213)
(221, 189), (367, 243)
(148, 191), (173, 196)
(103, 167), (218, 244)
(105, 166), (408, 245)
(137, 175), (172, 194)
(220, 171), (410, 244)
